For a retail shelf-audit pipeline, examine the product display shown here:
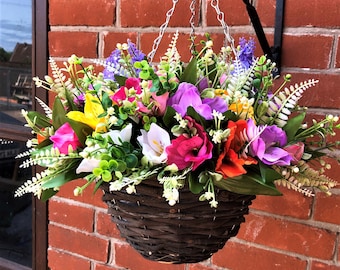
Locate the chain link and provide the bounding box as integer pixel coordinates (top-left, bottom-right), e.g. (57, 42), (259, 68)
(147, 0), (179, 62)
(210, 0), (237, 55)
(148, 0), (237, 61)
(189, 0), (196, 53)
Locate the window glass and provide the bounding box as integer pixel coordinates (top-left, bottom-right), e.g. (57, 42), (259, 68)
(0, 0), (32, 267)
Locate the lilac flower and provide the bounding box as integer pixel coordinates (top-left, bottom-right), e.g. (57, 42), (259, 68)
(238, 37), (256, 69)
(103, 40), (146, 80)
(167, 82), (227, 120)
(247, 119), (292, 166)
(127, 40), (146, 63)
(103, 49), (121, 80)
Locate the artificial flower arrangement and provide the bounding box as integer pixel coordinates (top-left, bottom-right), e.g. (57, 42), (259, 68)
(15, 33), (339, 207)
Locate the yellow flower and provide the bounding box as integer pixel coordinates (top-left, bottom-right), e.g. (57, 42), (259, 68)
(229, 102), (254, 120)
(67, 93), (107, 132)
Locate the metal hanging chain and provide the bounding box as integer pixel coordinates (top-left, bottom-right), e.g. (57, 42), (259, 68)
(210, 0), (237, 56)
(189, 0), (196, 54)
(147, 0), (179, 62)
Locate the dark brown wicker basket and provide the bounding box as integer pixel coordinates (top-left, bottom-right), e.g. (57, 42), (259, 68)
(101, 178), (255, 264)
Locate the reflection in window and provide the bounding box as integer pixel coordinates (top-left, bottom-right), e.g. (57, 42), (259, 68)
(0, 0), (32, 268)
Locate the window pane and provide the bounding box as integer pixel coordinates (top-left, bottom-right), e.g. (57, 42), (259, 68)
(0, 0), (32, 268)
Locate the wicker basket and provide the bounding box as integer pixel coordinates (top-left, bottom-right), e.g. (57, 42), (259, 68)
(101, 178), (255, 264)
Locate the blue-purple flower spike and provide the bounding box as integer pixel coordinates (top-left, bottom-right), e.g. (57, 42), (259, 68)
(238, 37), (256, 69)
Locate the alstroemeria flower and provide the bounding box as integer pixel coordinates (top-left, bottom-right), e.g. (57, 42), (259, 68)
(284, 142), (304, 165)
(216, 120), (257, 178)
(137, 123), (171, 164)
(166, 117), (213, 170)
(138, 92), (169, 116)
(104, 123), (132, 145)
(111, 77), (142, 104)
(247, 119), (292, 166)
(167, 82), (227, 120)
(50, 122), (81, 154)
(67, 93), (106, 132)
(76, 158), (101, 174)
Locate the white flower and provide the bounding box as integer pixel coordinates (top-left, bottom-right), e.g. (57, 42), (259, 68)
(137, 123), (171, 164)
(76, 158), (100, 174)
(104, 123), (132, 145)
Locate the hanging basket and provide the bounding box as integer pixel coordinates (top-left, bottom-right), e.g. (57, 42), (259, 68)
(101, 178), (255, 264)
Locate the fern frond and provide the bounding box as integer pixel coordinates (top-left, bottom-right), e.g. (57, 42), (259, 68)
(226, 59), (257, 102)
(263, 79), (319, 127)
(35, 96), (52, 119)
(274, 160), (337, 196)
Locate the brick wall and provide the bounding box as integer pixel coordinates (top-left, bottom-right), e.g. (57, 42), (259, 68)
(47, 0), (340, 269)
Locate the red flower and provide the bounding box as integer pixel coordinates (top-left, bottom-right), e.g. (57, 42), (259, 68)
(216, 120), (257, 178)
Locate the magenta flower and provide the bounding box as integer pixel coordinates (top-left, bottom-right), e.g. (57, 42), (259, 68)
(166, 117), (213, 170)
(111, 77), (142, 104)
(247, 119), (292, 166)
(167, 82), (227, 120)
(50, 123), (81, 154)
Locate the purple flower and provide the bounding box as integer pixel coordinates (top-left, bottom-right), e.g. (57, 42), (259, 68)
(103, 40), (146, 80)
(238, 37), (255, 69)
(103, 49), (121, 80)
(127, 40), (145, 63)
(167, 82), (227, 120)
(247, 119), (292, 166)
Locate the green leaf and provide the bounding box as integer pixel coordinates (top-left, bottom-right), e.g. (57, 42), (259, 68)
(125, 154), (138, 168)
(41, 188), (58, 201)
(283, 112), (306, 142)
(114, 75), (127, 86)
(213, 173), (282, 196)
(66, 118), (93, 146)
(180, 58), (197, 84)
(162, 106), (177, 128)
(188, 174), (204, 194)
(52, 97), (67, 130)
(26, 111), (52, 128)
(41, 173), (70, 189)
(259, 162), (282, 184)
(186, 106), (208, 128)
(102, 170), (112, 182)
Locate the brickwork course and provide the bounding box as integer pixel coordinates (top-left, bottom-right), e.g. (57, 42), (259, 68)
(47, 0), (340, 269)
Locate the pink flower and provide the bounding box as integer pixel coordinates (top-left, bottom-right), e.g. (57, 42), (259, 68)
(138, 92), (169, 116)
(50, 123), (81, 154)
(284, 142), (304, 165)
(166, 117), (213, 170)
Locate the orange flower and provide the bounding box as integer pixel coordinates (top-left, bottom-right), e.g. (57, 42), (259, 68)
(215, 120), (257, 178)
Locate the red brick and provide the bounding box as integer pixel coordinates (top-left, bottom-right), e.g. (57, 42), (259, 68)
(49, 200), (94, 232)
(238, 213), (336, 259)
(311, 261), (340, 270)
(49, 0), (115, 26)
(120, 0), (200, 27)
(314, 193), (340, 225)
(56, 179), (107, 209)
(281, 35), (333, 69)
(259, 0), (340, 28)
(212, 241), (307, 270)
(95, 264), (121, 270)
(49, 31), (98, 58)
(49, 224), (109, 262)
(48, 249), (91, 270)
(286, 72), (340, 109)
(115, 244), (185, 270)
(96, 211), (122, 239)
(206, 0), (250, 26)
(103, 32), (138, 57)
(251, 187), (313, 219)
(189, 264), (214, 270)
(335, 36), (340, 68)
